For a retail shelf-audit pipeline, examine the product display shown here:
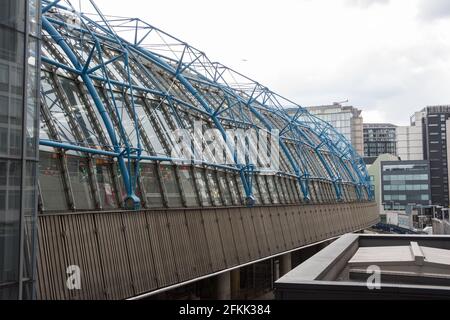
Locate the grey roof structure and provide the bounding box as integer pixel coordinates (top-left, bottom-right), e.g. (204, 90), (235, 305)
(275, 234), (450, 299)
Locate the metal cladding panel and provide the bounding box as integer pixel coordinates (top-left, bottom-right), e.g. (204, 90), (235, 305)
(61, 214), (104, 300)
(145, 210), (178, 287)
(185, 210), (213, 276)
(239, 207), (260, 261)
(122, 212), (158, 295)
(270, 207), (287, 252)
(250, 207), (271, 258)
(36, 202), (379, 300)
(166, 210), (198, 282)
(337, 206), (345, 235)
(317, 208), (326, 239)
(215, 208), (239, 268)
(287, 206), (303, 248)
(321, 206), (330, 238)
(37, 215), (66, 300)
(201, 209), (227, 271)
(260, 207), (277, 255)
(228, 208), (251, 264)
(343, 205), (351, 232)
(278, 207), (295, 250)
(316, 208), (325, 240)
(302, 208), (313, 243)
(50, 215), (70, 299)
(94, 214), (134, 299)
(325, 206), (334, 237)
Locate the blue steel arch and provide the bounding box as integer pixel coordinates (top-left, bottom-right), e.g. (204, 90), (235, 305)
(39, 0), (373, 209)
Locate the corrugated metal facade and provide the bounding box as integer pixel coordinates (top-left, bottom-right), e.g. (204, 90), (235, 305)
(36, 202), (378, 300)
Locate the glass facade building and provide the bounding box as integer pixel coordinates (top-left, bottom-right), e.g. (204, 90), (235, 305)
(0, 0), (40, 299)
(286, 103), (364, 156)
(421, 105), (450, 208)
(363, 123), (397, 160)
(381, 160), (431, 211)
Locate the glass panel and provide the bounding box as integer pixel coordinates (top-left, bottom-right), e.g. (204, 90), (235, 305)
(227, 173), (240, 205)
(274, 177), (285, 204)
(26, 36), (38, 158)
(257, 175), (270, 204)
(0, 0), (25, 31)
(279, 177), (291, 204)
(0, 160), (21, 287)
(206, 170), (222, 206)
(160, 165), (182, 207)
(39, 152), (68, 211)
(59, 77), (100, 147)
(217, 171), (232, 206)
(0, 285), (19, 300)
(41, 72), (78, 144)
(140, 163), (164, 208)
(28, 0), (40, 36)
(0, 27), (24, 158)
(67, 156), (94, 210)
(194, 168), (211, 207)
(178, 166), (198, 207)
(236, 174), (246, 204)
(266, 176), (279, 204)
(251, 176), (261, 205)
(95, 162), (118, 210)
(290, 179), (301, 202)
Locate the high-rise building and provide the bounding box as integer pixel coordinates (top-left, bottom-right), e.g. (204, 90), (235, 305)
(363, 123), (397, 162)
(287, 103), (364, 155)
(396, 111), (425, 161)
(381, 160), (431, 211)
(0, 0), (40, 299)
(367, 154), (400, 216)
(421, 105), (450, 207)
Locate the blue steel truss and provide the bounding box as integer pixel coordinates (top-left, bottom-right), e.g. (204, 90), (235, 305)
(39, 0), (373, 208)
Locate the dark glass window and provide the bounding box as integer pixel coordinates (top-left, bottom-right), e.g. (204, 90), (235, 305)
(193, 168), (211, 207)
(140, 163), (164, 208)
(95, 162), (118, 210)
(178, 166), (198, 207)
(67, 156), (94, 210)
(39, 152), (68, 211)
(160, 165), (182, 207)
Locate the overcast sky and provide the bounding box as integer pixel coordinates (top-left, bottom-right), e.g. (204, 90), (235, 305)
(88, 0), (450, 125)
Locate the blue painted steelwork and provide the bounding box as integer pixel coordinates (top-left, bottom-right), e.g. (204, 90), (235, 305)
(42, 15), (140, 209)
(39, 0), (373, 206)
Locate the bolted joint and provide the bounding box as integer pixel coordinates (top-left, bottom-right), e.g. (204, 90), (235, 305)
(245, 195), (256, 207)
(124, 194), (141, 210)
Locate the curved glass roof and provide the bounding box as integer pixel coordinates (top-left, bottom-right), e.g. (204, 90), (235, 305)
(38, 0), (372, 207)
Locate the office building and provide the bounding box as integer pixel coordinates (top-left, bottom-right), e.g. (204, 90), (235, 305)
(396, 110), (425, 161)
(422, 105), (450, 207)
(367, 154), (400, 216)
(363, 123), (397, 163)
(286, 103), (364, 156)
(381, 160), (431, 211)
(0, 0), (40, 299)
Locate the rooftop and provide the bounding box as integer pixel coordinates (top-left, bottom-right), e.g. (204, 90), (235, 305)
(275, 233), (450, 299)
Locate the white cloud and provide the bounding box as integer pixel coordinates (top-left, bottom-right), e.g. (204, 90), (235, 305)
(418, 0), (450, 21)
(86, 0), (450, 126)
(346, 0), (390, 9)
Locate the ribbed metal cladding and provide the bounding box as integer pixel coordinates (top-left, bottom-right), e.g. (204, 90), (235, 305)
(36, 202), (379, 300)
